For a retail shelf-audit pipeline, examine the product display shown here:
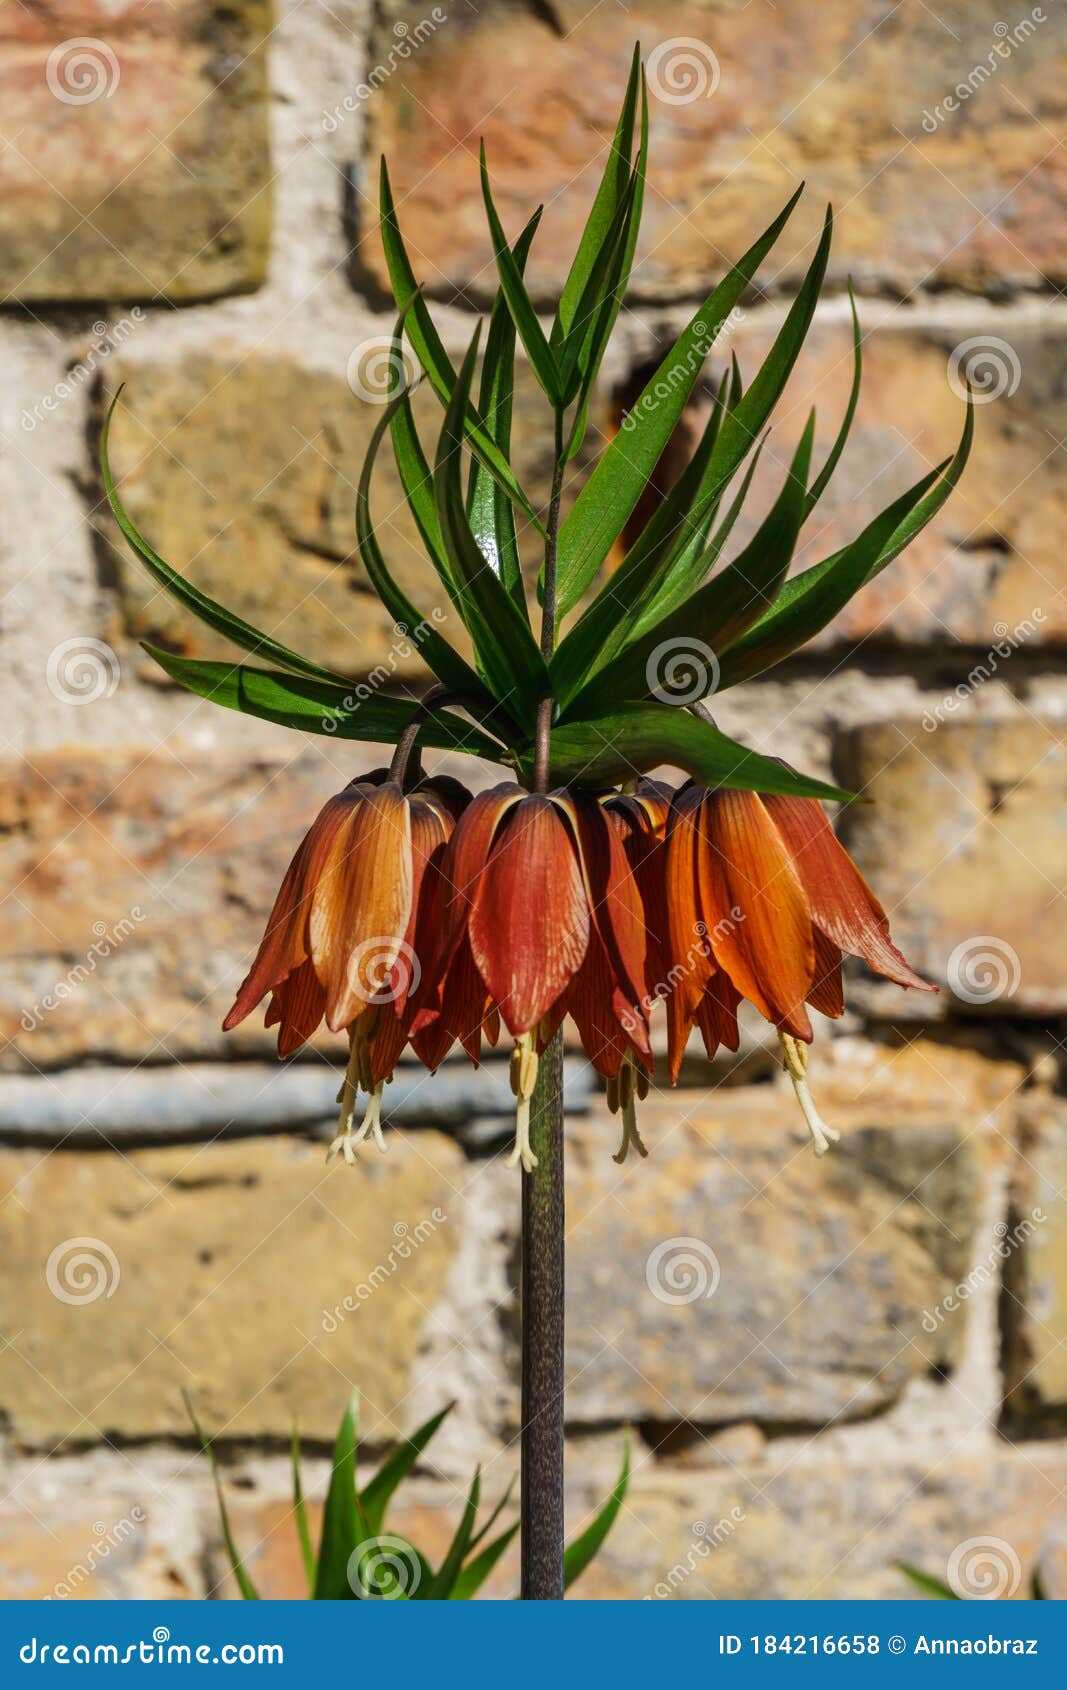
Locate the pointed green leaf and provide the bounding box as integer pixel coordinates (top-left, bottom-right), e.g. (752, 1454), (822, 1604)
(554, 186), (806, 616)
(291, 1428), (316, 1595)
(717, 397), (973, 689)
(101, 393), (348, 688)
(435, 326), (549, 723)
(424, 1468), (481, 1599)
(467, 209), (541, 617)
(465, 1475), (517, 1558)
(896, 1562), (957, 1599)
(563, 1438), (631, 1591)
(480, 145), (561, 404)
(358, 1404), (454, 1538)
(553, 45), (640, 349)
(804, 281), (861, 516)
(313, 1394), (364, 1600)
(451, 1522), (520, 1600)
(379, 157), (542, 532)
(524, 703), (853, 801)
(144, 646), (508, 759)
(569, 415), (814, 714)
(184, 1392), (260, 1601)
(358, 350), (501, 711)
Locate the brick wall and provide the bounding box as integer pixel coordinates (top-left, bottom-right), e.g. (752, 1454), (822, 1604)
(1, 0), (1066, 1599)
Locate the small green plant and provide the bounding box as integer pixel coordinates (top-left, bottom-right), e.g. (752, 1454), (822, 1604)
(898, 1561), (1046, 1600)
(189, 1393), (629, 1599)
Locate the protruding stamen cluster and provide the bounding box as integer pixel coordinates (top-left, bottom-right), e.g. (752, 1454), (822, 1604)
(328, 1029), (389, 1164)
(607, 1054), (649, 1164)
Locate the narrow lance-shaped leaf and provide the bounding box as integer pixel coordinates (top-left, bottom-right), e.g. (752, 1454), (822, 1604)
(423, 1467), (481, 1598)
(568, 414), (815, 714)
(564, 72), (650, 462)
(379, 157), (542, 533)
(896, 1562), (957, 1600)
(144, 646), (509, 760)
(717, 397), (974, 690)
(184, 1392), (260, 1601)
(450, 1523), (520, 1600)
(434, 324), (550, 725)
(313, 1394), (365, 1600)
(358, 1404), (454, 1538)
(563, 1438), (631, 1591)
(480, 143), (561, 404)
(291, 1429), (316, 1595)
(101, 392), (349, 688)
(467, 208), (542, 618)
(804, 281), (862, 517)
(615, 205), (835, 634)
(525, 703), (854, 802)
(552, 43), (640, 351)
(554, 184), (805, 617)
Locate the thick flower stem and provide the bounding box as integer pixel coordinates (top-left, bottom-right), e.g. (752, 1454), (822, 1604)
(520, 1025), (565, 1600)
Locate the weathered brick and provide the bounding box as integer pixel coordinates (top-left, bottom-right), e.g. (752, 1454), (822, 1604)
(358, 0), (1067, 305)
(0, 1133), (464, 1447)
(555, 1056), (988, 1429)
(835, 717), (1067, 1016)
(0, 1), (272, 304)
(1003, 1095), (1067, 1428)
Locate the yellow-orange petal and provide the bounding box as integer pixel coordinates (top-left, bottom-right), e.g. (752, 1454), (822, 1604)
(310, 780), (413, 1032)
(762, 793), (934, 993)
(698, 789), (814, 1041)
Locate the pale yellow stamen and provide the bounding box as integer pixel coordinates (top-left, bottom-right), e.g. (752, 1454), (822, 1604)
(507, 1033), (539, 1173)
(612, 1054), (649, 1164)
(328, 1030), (388, 1164)
(779, 1033), (840, 1157)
